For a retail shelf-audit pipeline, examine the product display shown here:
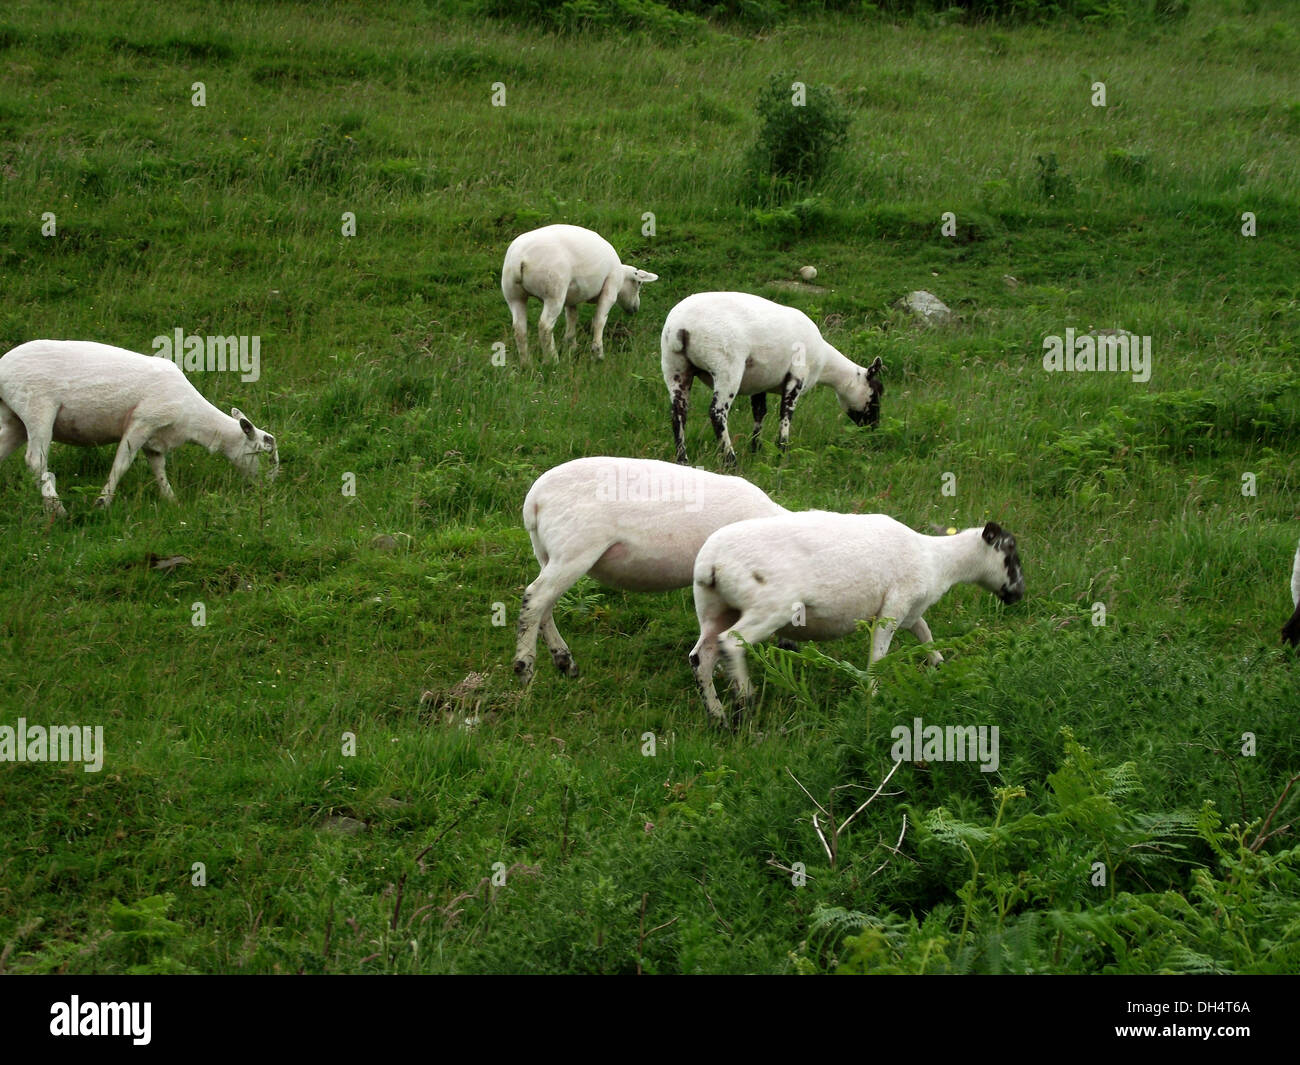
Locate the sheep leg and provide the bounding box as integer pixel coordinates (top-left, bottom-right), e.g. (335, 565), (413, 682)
(0, 404), (26, 464)
(668, 370), (694, 465)
(777, 374), (805, 452)
(514, 552), (602, 683)
(706, 372), (742, 467)
(1282, 600), (1300, 647)
(589, 279), (619, 360)
(563, 304), (579, 350)
(20, 405), (64, 517)
(749, 393), (767, 453)
(689, 626), (729, 728)
(717, 609), (789, 716)
(908, 616), (944, 667)
(145, 448), (177, 503)
(537, 296), (564, 362)
(95, 422), (152, 508)
(507, 296), (530, 361)
(865, 614), (901, 695)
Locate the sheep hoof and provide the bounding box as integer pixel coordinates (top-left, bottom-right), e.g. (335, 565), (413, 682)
(513, 658), (535, 685)
(553, 651), (579, 678)
(93, 495), (112, 510)
(43, 500), (67, 519)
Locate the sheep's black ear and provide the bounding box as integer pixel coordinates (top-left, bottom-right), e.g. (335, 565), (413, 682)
(240, 417), (255, 438)
(868, 356), (883, 375)
(982, 521), (1003, 544)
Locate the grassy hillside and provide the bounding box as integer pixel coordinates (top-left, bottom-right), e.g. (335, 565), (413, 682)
(0, 0), (1297, 973)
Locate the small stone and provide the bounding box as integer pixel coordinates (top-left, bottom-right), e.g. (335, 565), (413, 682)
(370, 534), (400, 552)
(799, 265), (818, 282)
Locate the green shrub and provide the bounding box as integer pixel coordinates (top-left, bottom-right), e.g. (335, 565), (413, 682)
(746, 73), (851, 193)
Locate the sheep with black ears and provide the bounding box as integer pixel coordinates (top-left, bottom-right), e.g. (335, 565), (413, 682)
(661, 291), (883, 466)
(514, 456), (787, 683)
(688, 514), (1024, 727)
(0, 339), (278, 516)
(501, 224), (658, 362)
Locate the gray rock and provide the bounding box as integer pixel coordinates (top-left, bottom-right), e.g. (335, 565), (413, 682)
(898, 290), (952, 325)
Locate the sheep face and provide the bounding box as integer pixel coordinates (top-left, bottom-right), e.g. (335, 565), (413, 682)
(616, 267), (659, 313)
(840, 356), (885, 428)
(980, 522), (1025, 604)
(230, 407), (279, 479)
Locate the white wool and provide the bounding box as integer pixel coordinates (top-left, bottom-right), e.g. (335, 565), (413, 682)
(513, 456), (786, 683)
(689, 512), (1024, 726)
(0, 339), (277, 515)
(661, 291), (883, 465)
(501, 224), (658, 362)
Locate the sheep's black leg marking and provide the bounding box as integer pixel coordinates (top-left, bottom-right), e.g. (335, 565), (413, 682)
(670, 378), (691, 465)
(513, 593), (534, 679)
(709, 392), (737, 467)
(776, 638), (799, 652)
(777, 375), (803, 452)
(749, 393), (767, 453)
(1283, 601), (1300, 647)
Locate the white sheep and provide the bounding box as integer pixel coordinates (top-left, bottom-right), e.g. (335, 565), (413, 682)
(688, 514), (1024, 726)
(501, 224), (659, 362)
(660, 291), (884, 466)
(0, 339), (278, 516)
(1283, 536), (1300, 646)
(514, 456), (787, 683)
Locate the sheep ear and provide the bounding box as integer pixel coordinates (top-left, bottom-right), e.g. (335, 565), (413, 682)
(239, 417), (256, 439)
(867, 356), (883, 375)
(982, 521), (1003, 544)
(231, 407), (245, 420)
(632, 269), (658, 283)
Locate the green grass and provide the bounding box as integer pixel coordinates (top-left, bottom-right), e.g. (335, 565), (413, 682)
(1, 0), (1298, 974)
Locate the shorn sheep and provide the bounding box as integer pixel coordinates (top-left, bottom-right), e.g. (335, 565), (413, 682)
(1283, 537), (1300, 646)
(0, 339), (278, 516)
(501, 224), (659, 362)
(689, 514), (1024, 726)
(514, 456), (787, 683)
(661, 291), (884, 466)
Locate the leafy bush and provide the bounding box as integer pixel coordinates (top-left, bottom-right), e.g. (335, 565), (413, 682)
(746, 73), (851, 194)
(794, 733), (1300, 974)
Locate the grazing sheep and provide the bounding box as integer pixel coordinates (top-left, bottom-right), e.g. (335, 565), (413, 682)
(1283, 537), (1300, 646)
(0, 339), (278, 516)
(689, 514), (1024, 726)
(514, 456), (787, 683)
(501, 224), (659, 362)
(661, 291), (884, 466)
